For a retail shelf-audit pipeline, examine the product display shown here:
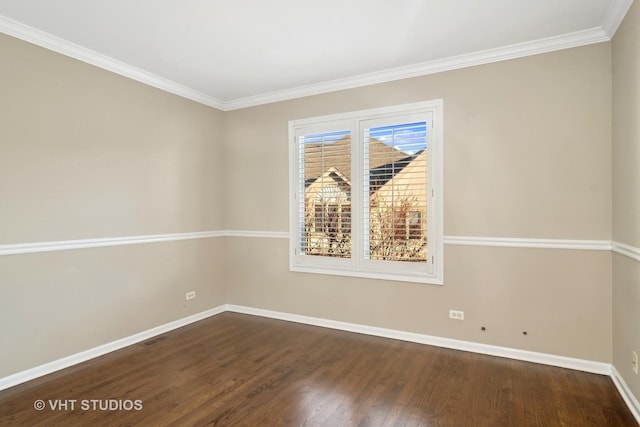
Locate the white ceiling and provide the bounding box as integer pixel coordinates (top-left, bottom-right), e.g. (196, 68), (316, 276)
(0, 0), (633, 110)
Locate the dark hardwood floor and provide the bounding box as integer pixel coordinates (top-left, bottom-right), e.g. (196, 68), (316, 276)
(0, 312), (636, 426)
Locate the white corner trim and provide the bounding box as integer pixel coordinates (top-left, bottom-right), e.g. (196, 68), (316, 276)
(223, 230), (289, 239)
(444, 236), (612, 251)
(0, 305), (226, 392)
(0, 231), (224, 256)
(602, 0), (635, 38)
(0, 15), (225, 110)
(612, 241), (640, 262)
(222, 27), (609, 110)
(611, 365), (640, 424)
(226, 304), (611, 375)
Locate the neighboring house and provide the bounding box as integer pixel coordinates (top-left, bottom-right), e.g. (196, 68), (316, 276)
(304, 167), (352, 257)
(303, 138), (427, 261)
(369, 150), (427, 261)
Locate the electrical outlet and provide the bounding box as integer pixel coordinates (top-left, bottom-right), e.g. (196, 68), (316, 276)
(186, 291), (196, 301)
(449, 310), (464, 320)
(633, 350), (638, 375)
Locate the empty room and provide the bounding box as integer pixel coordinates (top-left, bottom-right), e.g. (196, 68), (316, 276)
(0, 0), (639, 425)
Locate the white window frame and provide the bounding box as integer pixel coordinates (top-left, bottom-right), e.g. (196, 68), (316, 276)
(288, 100), (444, 285)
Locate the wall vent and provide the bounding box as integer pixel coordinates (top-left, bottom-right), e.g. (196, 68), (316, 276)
(143, 336), (168, 346)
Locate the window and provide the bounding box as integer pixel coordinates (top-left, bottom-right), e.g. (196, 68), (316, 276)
(289, 100), (443, 284)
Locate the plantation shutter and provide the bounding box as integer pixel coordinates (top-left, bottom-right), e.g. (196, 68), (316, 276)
(363, 121), (429, 263)
(297, 129), (352, 259)
(290, 100), (442, 283)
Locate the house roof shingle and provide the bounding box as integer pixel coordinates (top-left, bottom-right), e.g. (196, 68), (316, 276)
(303, 136), (410, 182)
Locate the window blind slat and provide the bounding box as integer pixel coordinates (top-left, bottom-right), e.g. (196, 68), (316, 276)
(364, 122), (428, 263)
(299, 132), (352, 258)
(291, 101), (442, 283)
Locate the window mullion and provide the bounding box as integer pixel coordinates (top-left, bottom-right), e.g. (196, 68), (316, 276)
(350, 121), (363, 268)
(289, 100), (443, 284)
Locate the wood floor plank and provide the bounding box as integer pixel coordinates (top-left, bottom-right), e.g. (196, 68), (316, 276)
(0, 312), (637, 426)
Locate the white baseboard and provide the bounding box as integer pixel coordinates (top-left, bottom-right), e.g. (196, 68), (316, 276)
(226, 304), (611, 375)
(611, 366), (640, 425)
(0, 305), (226, 392)
(3, 303), (637, 422)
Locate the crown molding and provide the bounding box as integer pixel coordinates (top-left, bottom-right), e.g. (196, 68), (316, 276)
(222, 27), (610, 110)
(0, 15), (225, 110)
(0, 12), (622, 112)
(602, 0), (635, 38)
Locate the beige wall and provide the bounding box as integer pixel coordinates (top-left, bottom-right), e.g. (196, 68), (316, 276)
(223, 43), (614, 362)
(0, 26), (625, 383)
(612, 0), (640, 401)
(225, 237), (611, 361)
(0, 34), (226, 377)
(0, 239), (226, 376)
(224, 44), (612, 239)
(0, 34), (224, 243)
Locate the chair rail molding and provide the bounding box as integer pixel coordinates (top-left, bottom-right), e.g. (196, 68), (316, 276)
(612, 241), (640, 262)
(1, 232), (617, 256)
(0, 231), (224, 256)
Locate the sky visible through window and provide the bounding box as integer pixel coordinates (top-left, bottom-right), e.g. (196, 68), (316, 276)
(304, 122), (427, 155)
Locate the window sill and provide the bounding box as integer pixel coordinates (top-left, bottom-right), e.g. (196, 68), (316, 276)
(290, 265), (444, 285)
